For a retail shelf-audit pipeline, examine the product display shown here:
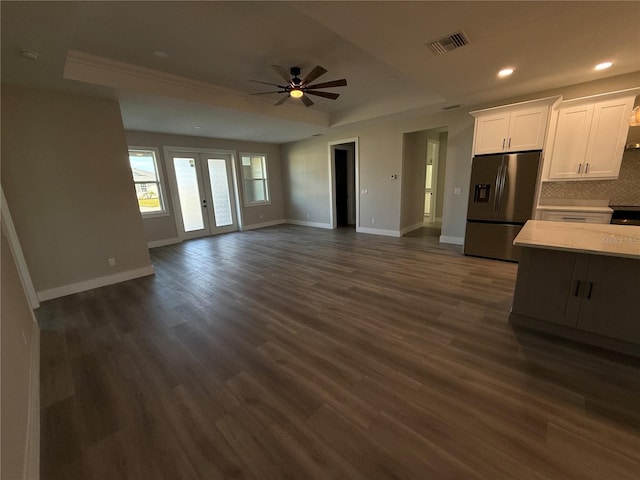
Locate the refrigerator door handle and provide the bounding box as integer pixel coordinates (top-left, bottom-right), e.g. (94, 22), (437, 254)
(499, 165), (506, 211)
(493, 166), (503, 211)
(495, 165), (507, 212)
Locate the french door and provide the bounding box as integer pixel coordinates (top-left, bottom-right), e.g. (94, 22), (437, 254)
(167, 150), (238, 239)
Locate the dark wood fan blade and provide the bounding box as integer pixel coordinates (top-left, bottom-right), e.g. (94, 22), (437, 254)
(275, 95), (289, 106)
(249, 79), (284, 88)
(250, 91), (282, 95)
(302, 65), (327, 85)
(307, 79), (347, 89)
(305, 90), (340, 100)
(271, 65), (291, 84)
(301, 95), (314, 107)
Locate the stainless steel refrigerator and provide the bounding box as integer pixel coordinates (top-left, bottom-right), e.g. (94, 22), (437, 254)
(464, 151), (541, 262)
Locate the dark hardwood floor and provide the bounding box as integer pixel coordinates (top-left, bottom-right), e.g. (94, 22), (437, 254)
(37, 225), (640, 479)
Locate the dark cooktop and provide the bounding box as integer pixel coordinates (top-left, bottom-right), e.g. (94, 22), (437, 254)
(610, 205), (640, 211)
(610, 205), (640, 225)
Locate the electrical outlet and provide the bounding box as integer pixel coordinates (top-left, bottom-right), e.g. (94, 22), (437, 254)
(371, 217), (376, 224)
(108, 257), (116, 267)
(306, 212), (310, 219)
(454, 187), (462, 195)
(259, 214), (263, 220)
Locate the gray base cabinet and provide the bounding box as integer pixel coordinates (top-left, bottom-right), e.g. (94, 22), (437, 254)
(510, 247), (640, 355)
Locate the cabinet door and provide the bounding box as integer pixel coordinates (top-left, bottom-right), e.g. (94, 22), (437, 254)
(583, 98), (633, 179)
(474, 113), (510, 155)
(577, 256), (640, 343)
(508, 106), (548, 152)
(547, 104), (594, 179)
(512, 248), (585, 327)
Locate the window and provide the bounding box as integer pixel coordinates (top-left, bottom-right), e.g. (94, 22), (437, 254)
(128, 147), (167, 216)
(240, 154), (270, 205)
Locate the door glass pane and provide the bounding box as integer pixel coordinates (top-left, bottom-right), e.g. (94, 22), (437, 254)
(425, 164), (433, 188)
(173, 157), (204, 232)
(424, 192), (431, 215)
(207, 158), (233, 227)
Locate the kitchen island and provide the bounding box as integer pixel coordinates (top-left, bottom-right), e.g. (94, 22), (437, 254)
(509, 220), (640, 356)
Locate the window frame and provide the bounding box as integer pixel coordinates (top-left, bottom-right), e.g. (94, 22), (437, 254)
(128, 146), (169, 218)
(239, 153), (271, 207)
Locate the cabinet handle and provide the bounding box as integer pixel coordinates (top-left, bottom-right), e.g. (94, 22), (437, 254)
(585, 163), (590, 174)
(586, 282), (594, 300)
(508, 137), (512, 148)
(574, 280), (581, 297)
(577, 163), (582, 174)
(502, 138), (505, 149)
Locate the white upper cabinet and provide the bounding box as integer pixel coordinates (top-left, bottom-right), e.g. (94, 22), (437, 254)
(471, 98), (558, 155)
(545, 92), (636, 181)
(473, 112), (510, 154)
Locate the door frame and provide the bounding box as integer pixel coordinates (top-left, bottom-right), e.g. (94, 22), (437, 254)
(328, 137), (359, 230)
(163, 146), (241, 240)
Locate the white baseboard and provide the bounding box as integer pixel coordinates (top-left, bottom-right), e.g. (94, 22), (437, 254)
(37, 265), (155, 301)
(400, 222), (424, 236)
(147, 237), (182, 248)
(439, 235), (464, 245)
(356, 227), (401, 237)
(24, 322), (40, 480)
(242, 219), (286, 231)
(286, 219), (332, 229)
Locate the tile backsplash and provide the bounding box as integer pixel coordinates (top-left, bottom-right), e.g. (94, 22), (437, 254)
(540, 149), (640, 205)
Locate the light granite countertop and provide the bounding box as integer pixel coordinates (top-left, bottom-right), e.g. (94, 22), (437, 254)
(514, 220), (640, 259)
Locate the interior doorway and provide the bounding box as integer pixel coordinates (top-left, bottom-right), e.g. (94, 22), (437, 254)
(329, 139), (358, 229)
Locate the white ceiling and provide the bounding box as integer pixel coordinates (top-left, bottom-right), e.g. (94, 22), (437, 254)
(2, 1), (639, 144)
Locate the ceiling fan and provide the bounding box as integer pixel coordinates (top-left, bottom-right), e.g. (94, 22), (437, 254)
(249, 65), (347, 107)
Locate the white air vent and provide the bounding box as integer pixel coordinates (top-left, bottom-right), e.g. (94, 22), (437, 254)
(427, 31), (470, 55)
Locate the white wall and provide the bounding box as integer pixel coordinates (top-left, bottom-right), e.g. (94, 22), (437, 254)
(282, 108), (472, 238)
(282, 138), (334, 227)
(436, 132), (448, 220)
(282, 72), (640, 241)
(400, 130), (429, 231)
(125, 131), (286, 243)
(1, 85), (153, 300)
(1, 226), (39, 480)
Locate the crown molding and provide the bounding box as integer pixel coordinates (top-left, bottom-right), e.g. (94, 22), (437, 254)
(64, 50), (329, 127)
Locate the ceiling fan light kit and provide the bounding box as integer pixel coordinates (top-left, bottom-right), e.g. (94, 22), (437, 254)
(250, 65), (347, 107)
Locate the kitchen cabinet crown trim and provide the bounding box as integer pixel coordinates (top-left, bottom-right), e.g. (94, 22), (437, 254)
(469, 95), (562, 118)
(556, 87), (640, 108)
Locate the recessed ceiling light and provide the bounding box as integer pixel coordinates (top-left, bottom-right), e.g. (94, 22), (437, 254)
(153, 51), (168, 58)
(594, 61), (613, 71)
(193, 125), (201, 129)
(498, 68), (514, 78)
(389, 76), (398, 81)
